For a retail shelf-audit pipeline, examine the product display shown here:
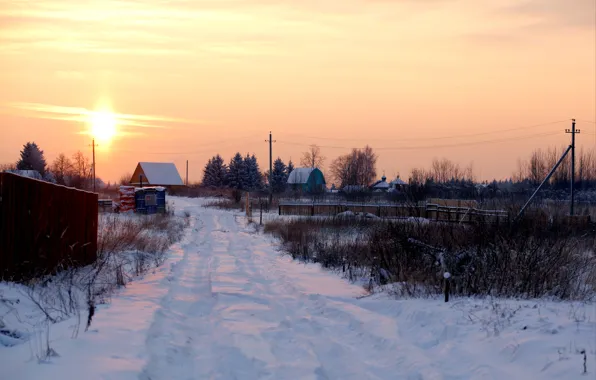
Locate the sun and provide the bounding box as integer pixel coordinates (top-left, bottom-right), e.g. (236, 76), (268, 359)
(89, 110), (117, 143)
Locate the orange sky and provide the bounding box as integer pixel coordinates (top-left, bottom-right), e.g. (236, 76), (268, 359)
(1, 0), (595, 183)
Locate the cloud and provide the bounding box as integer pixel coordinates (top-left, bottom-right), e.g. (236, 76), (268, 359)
(504, 0), (595, 29)
(2, 102), (209, 137)
(0, 0), (342, 58)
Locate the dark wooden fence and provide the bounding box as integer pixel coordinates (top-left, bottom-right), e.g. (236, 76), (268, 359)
(0, 173), (98, 280)
(278, 201), (509, 224)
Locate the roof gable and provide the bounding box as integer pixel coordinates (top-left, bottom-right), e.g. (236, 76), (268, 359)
(287, 168), (315, 184)
(137, 162), (184, 186)
(391, 178), (407, 185)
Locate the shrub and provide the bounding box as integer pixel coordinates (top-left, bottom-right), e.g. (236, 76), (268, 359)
(20, 211), (190, 337)
(265, 214), (596, 300)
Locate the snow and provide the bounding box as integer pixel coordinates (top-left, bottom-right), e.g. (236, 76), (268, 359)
(7, 170), (43, 180)
(138, 162), (184, 186)
(390, 178), (407, 186)
(287, 168), (315, 184)
(1, 197), (595, 379)
(373, 181), (390, 189)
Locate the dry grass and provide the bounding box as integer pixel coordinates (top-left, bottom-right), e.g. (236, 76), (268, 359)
(203, 198), (244, 210)
(21, 210), (190, 336)
(265, 213), (596, 300)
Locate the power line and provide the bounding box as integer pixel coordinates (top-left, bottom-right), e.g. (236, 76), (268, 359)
(276, 131), (561, 151)
(110, 134), (263, 155)
(277, 120), (569, 142)
(576, 120), (596, 124)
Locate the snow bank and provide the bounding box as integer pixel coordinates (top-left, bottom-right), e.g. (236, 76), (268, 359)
(1, 197), (594, 380)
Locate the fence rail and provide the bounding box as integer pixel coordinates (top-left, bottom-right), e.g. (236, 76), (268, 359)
(0, 173), (98, 280)
(277, 200), (509, 224)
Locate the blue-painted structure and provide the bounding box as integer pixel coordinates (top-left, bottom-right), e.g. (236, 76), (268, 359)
(287, 168), (326, 194)
(134, 187), (166, 214)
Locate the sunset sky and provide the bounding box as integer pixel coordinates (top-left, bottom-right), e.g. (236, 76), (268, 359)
(1, 0), (595, 183)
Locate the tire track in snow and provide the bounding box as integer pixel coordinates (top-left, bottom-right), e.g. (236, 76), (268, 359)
(249, 240), (444, 379)
(139, 212), (217, 380)
(139, 206), (447, 380)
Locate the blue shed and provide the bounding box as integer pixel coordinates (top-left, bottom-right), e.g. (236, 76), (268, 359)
(287, 168), (326, 193)
(134, 187), (166, 214)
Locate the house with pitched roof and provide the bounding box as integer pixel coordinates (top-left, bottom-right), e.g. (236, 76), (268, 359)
(129, 162), (184, 188)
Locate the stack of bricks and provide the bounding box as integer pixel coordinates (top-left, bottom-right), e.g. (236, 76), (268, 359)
(119, 186), (136, 212)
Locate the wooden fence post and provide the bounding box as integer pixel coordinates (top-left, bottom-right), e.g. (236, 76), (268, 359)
(444, 272), (451, 302)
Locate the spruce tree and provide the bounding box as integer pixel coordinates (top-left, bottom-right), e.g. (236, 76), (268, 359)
(227, 153), (246, 190)
(286, 159), (295, 177)
(202, 154), (227, 187)
(271, 158), (288, 193)
(16, 142), (47, 175)
(244, 154), (262, 191)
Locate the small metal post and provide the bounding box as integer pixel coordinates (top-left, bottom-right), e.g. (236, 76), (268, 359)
(444, 272), (451, 302)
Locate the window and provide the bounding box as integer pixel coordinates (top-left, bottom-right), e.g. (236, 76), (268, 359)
(145, 193), (157, 206)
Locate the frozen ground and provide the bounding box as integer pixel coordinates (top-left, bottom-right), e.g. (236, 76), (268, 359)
(1, 197), (595, 379)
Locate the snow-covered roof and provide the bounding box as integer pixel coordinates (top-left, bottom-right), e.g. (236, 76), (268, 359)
(390, 177), (407, 186)
(138, 162), (184, 186)
(287, 168), (315, 184)
(8, 170), (42, 180)
(373, 181), (390, 189)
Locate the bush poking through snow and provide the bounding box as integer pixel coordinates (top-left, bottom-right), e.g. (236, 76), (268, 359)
(265, 215), (596, 300)
(9, 211), (190, 354)
(203, 198), (244, 211)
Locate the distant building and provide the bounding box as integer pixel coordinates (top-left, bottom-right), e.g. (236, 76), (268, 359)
(287, 168), (326, 193)
(371, 175), (390, 192)
(389, 176), (408, 192)
(130, 162), (184, 187)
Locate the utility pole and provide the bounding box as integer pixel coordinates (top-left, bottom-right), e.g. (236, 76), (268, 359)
(265, 132), (276, 203)
(186, 160), (189, 186)
(565, 119), (580, 215)
(89, 138), (98, 193)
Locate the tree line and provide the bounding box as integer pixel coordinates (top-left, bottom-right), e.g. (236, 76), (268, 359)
(201, 153), (295, 193)
(1, 142), (99, 190)
(513, 146), (596, 189)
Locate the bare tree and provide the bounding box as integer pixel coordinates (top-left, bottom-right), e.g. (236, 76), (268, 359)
(329, 145), (377, 188)
(513, 159), (526, 183)
(50, 153), (74, 185)
(0, 163), (16, 172)
(429, 158), (474, 183)
(527, 150), (547, 185)
(409, 167), (429, 185)
(119, 172), (132, 186)
(516, 146), (596, 188)
(411, 158), (474, 185)
(70, 151), (92, 189)
(329, 154), (351, 188)
(300, 145), (325, 169)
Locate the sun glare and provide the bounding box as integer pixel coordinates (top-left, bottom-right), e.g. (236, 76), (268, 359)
(89, 110), (117, 143)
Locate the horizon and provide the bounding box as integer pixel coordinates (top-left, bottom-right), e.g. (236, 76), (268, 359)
(1, 0), (595, 183)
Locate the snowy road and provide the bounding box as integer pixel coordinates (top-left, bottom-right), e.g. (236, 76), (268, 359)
(2, 197), (594, 380)
(139, 201), (414, 380)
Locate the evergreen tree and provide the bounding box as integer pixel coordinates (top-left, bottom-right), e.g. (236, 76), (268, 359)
(244, 154), (262, 191)
(271, 157), (288, 193)
(16, 142), (47, 175)
(202, 154), (227, 187)
(227, 153), (246, 190)
(286, 160), (295, 177)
